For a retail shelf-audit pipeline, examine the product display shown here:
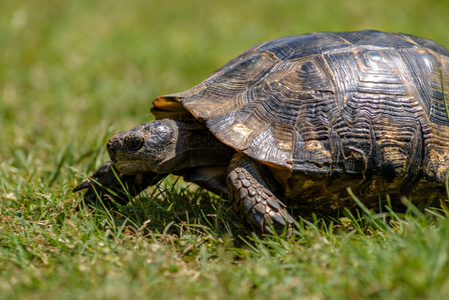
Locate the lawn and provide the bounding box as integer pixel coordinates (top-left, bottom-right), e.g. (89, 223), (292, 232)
(2, 0), (449, 299)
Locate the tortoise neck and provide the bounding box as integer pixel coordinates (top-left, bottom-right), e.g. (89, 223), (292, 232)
(158, 121), (235, 173)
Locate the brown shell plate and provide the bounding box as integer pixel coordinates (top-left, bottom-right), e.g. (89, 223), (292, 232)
(152, 30), (449, 183)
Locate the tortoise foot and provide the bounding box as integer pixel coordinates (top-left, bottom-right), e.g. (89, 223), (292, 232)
(73, 161), (166, 207)
(227, 153), (294, 235)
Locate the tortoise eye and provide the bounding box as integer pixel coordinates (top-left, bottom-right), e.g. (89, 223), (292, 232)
(125, 137), (144, 151)
(131, 140), (142, 150)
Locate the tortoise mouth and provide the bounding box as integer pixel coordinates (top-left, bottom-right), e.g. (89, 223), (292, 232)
(113, 160), (147, 175)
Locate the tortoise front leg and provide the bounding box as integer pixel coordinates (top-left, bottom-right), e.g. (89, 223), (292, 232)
(73, 161), (166, 207)
(227, 153), (294, 235)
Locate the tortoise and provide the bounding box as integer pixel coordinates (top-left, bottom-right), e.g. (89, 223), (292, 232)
(74, 30), (449, 234)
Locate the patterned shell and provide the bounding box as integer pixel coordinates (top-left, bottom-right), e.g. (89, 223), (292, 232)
(152, 30), (449, 183)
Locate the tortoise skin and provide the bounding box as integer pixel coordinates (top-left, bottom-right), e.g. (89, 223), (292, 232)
(153, 30), (449, 213)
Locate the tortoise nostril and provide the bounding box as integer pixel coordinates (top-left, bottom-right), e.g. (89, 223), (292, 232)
(113, 140), (123, 148)
(108, 139), (123, 149)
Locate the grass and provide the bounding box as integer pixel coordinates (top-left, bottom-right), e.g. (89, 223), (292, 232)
(2, 0), (449, 299)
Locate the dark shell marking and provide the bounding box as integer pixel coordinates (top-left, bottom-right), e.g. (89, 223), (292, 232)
(153, 30), (449, 213)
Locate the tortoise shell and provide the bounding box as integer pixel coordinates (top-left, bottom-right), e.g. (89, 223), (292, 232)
(152, 30), (449, 209)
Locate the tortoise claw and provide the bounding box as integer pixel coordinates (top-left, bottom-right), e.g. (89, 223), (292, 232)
(72, 179), (92, 193)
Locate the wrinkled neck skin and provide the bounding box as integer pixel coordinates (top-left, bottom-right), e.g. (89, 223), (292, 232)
(157, 120), (235, 174)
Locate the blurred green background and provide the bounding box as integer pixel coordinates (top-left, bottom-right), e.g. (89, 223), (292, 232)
(1, 0), (449, 186)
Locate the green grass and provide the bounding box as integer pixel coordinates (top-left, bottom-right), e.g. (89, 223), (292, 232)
(2, 0), (449, 299)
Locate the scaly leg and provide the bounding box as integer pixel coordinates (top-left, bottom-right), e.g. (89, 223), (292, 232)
(227, 153), (294, 234)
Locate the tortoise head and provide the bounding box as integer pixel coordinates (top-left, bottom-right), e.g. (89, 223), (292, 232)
(107, 119), (178, 174)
